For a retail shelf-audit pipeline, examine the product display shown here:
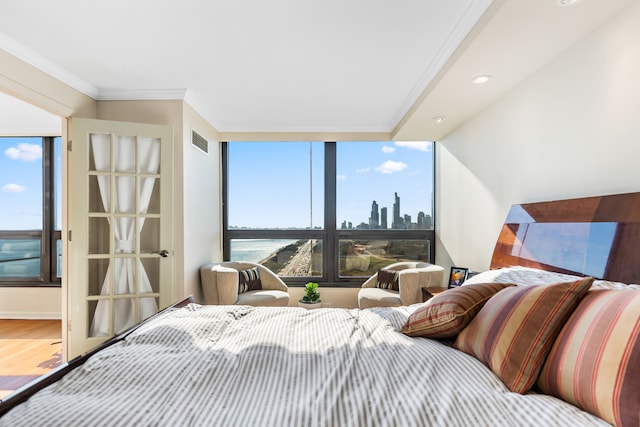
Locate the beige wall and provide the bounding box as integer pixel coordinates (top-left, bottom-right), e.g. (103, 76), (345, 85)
(288, 287), (359, 308)
(436, 1), (640, 277)
(0, 287), (62, 319)
(181, 103), (222, 303)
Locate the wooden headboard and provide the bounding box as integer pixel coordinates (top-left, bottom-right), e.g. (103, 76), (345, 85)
(490, 192), (640, 284)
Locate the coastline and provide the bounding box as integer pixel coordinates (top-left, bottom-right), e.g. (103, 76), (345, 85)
(260, 239), (314, 276)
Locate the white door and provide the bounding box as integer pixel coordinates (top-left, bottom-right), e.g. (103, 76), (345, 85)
(67, 118), (173, 359)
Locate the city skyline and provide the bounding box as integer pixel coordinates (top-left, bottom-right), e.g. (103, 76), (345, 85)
(340, 191), (433, 230)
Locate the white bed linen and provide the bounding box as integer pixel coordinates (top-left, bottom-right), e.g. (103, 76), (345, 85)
(464, 266), (640, 290)
(0, 304), (609, 427)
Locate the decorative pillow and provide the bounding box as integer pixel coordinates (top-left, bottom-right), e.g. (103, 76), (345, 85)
(238, 267), (262, 293)
(402, 283), (514, 339)
(376, 269), (399, 291)
(454, 277), (594, 394)
(537, 289), (640, 427)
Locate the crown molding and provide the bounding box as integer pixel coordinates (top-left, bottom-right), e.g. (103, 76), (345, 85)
(218, 130), (392, 142)
(218, 124), (393, 134)
(0, 32), (188, 104)
(97, 88), (188, 101)
(0, 32), (99, 99)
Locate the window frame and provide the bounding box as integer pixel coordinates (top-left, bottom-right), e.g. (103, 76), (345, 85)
(0, 136), (62, 287)
(222, 141), (435, 287)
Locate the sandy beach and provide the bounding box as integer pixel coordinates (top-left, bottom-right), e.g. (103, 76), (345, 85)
(277, 239), (313, 276)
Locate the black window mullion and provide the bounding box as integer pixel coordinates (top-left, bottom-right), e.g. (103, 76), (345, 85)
(324, 142), (337, 283)
(221, 142), (230, 260)
(41, 137), (54, 282)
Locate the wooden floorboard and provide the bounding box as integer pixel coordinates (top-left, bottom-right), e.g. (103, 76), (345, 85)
(0, 319), (62, 399)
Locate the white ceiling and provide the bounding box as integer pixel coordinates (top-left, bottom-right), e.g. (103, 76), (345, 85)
(0, 92), (60, 136)
(0, 0), (634, 139)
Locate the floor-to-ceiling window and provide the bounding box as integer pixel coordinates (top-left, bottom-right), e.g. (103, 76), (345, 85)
(0, 136), (62, 286)
(223, 141), (434, 286)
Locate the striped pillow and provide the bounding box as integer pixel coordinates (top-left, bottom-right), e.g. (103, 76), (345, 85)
(401, 283), (514, 339)
(238, 267), (262, 294)
(537, 289), (640, 427)
(376, 269), (399, 291)
(454, 277), (593, 393)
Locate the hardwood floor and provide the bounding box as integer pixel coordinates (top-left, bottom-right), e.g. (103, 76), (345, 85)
(0, 319), (62, 399)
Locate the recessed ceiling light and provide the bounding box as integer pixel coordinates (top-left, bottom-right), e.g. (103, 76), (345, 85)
(473, 75), (492, 84)
(432, 116), (447, 123)
(556, 0), (582, 6)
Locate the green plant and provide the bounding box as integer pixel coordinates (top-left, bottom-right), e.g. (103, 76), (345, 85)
(301, 281), (320, 303)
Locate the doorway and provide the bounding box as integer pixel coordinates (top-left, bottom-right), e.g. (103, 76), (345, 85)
(0, 91), (65, 383)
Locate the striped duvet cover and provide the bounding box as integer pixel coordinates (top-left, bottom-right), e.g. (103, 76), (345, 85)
(0, 304), (608, 427)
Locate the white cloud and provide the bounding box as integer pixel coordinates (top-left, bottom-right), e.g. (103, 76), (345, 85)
(355, 167), (370, 173)
(395, 141), (431, 152)
(4, 143), (42, 161)
(2, 183), (26, 193)
(337, 174), (347, 181)
(382, 145), (396, 153)
(375, 160), (408, 174)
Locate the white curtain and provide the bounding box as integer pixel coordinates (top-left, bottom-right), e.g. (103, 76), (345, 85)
(89, 134), (160, 337)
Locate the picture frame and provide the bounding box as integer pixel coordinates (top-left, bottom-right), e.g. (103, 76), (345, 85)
(448, 266), (468, 288)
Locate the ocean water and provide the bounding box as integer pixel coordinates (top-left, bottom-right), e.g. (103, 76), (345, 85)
(230, 239), (298, 263)
(0, 239), (41, 277)
(0, 237), (293, 277)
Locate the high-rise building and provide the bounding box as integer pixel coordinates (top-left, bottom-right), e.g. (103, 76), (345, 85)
(392, 192), (401, 229)
(353, 192), (431, 231)
(404, 214), (411, 229)
(417, 211), (425, 229)
(381, 207), (388, 229)
(369, 200), (379, 229)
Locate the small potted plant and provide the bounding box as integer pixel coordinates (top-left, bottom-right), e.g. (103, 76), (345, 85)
(298, 281), (322, 309)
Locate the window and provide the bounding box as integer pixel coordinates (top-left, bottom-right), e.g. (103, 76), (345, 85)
(223, 141), (434, 286)
(0, 136), (62, 285)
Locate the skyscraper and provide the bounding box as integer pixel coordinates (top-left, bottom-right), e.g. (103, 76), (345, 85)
(392, 192), (401, 229)
(417, 211), (425, 229)
(369, 200), (379, 229)
(404, 214), (411, 230)
(381, 207), (388, 229)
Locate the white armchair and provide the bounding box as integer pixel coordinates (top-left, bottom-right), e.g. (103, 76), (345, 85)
(358, 261), (445, 309)
(200, 261), (290, 307)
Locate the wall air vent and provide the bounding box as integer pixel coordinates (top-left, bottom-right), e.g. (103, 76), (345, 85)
(191, 130), (209, 155)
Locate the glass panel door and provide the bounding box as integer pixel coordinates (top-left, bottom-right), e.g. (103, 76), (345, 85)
(69, 118), (172, 358)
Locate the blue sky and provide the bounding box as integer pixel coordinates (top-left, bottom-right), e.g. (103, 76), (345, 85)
(1, 138), (433, 231)
(228, 141), (433, 229)
(0, 137), (44, 230)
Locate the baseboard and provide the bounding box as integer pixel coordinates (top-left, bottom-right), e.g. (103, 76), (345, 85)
(0, 311), (62, 320)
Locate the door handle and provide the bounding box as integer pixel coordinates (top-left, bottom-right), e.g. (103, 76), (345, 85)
(152, 249), (170, 258)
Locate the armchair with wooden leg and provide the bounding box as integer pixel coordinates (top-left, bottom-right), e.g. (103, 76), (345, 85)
(358, 261), (445, 309)
(200, 261), (290, 307)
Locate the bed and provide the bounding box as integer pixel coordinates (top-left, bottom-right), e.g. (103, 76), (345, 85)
(1, 192), (639, 426)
